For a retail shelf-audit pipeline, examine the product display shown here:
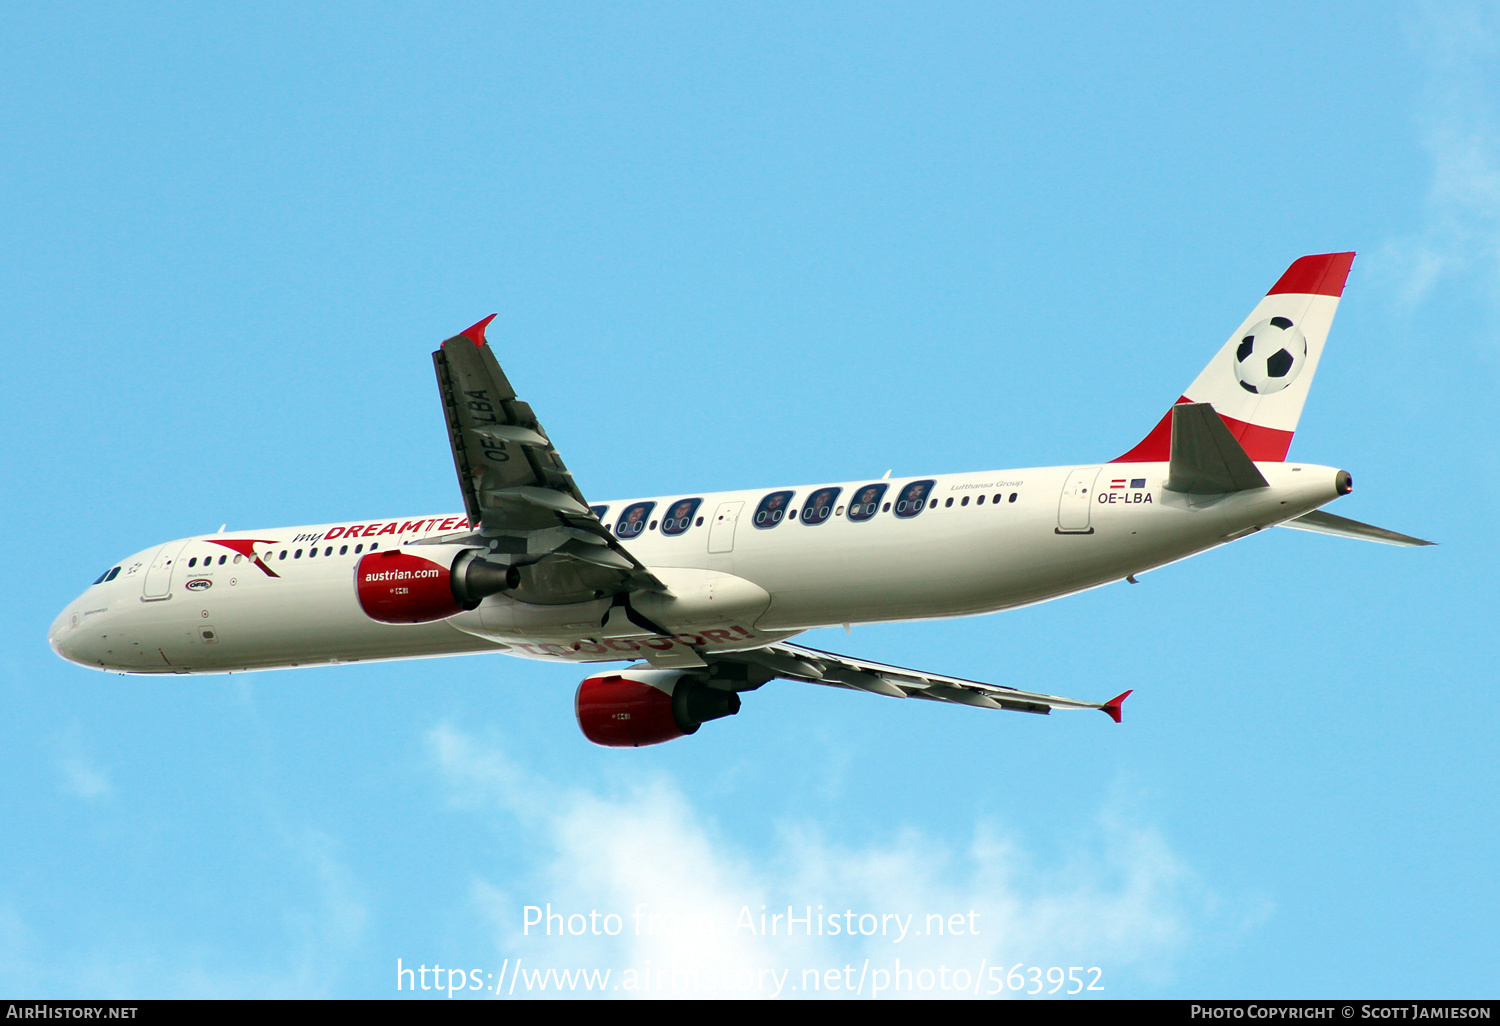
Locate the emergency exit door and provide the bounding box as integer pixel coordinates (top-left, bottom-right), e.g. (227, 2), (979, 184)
(1056, 467), (1102, 534)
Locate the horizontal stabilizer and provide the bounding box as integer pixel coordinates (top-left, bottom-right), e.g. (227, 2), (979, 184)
(1165, 402), (1269, 495)
(1278, 510), (1435, 547)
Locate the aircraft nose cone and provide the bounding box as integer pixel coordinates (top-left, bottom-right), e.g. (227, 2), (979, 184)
(49, 598), (102, 667)
(49, 604), (80, 661)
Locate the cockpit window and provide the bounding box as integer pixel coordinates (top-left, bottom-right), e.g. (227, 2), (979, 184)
(800, 487), (841, 526)
(893, 480), (935, 518)
(660, 498), (702, 536)
(92, 566), (121, 585)
(847, 483), (888, 522)
(589, 504), (609, 521)
(615, 502), (655, 539)
(753, 490), (795, 529)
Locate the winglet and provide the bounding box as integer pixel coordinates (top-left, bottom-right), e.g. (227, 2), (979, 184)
(459, 314), (497, 347)
(1100, 690), (1132, 723)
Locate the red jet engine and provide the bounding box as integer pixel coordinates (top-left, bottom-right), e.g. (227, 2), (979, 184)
(356, 547), (520, 624)
(575, 670), (741, 747)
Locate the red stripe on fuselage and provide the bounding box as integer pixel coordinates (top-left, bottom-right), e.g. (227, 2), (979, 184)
(1110, 398), (1293, 463)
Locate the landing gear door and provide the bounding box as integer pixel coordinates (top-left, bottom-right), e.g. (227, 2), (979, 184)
(1057, 467), (1102, 534)
(708, 501), (745, 554)
(142, 540), (191, 601)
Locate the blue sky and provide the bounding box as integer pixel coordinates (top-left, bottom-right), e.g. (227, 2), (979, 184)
(2, 1), (1495, 999)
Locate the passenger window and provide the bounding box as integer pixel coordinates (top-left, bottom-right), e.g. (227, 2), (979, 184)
(189, 557), (198, 567)
(615, 502), (655, 539)
(976, 495), (985, 505)
(589, 504), (609, 521)
(695, 517), (704, 527)
(944, 497), (954, 508)
(355, 544), (363, 554)
(961, 496), (970, 506)
(753, 490), (795, 529)
(308, 548), (317, 558)
(847, 483), (888, 522)
(993, 493), (1002, 504)
(1009, 492), (1018, 503)
(893, 480), (934, 519)
(294, 549), (302, 558)
(233, 555), (242, 564)
(339, 545), (348, 555)
(325, 547), (332, 556)
(371, 543), (379, 550)
(660, 498), (703, 536)
(280, 551), (287, 559)
(801, 487), (841, 526)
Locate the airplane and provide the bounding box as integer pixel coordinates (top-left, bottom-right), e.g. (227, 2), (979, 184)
(49, 252), (1432, 747)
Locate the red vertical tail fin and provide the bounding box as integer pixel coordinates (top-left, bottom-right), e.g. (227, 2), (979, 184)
(1114, 253), (1354, 463)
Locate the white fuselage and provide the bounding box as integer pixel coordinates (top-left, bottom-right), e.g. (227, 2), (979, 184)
(49, 461), (1345, 674)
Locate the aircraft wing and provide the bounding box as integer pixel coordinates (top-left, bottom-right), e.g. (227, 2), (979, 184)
(715, 642), (1132, 721)
(429, 316), (666, 605)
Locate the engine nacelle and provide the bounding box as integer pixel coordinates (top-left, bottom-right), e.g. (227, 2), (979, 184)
(356, 547), (520, 624)
(575, 669), (741, 747)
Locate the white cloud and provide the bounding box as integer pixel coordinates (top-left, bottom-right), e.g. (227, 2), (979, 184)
(56, 727), (112, 801)
(58, 755), (112, 800)
(1374, 3), (1500, 311)
(431, 725), (1234, 999)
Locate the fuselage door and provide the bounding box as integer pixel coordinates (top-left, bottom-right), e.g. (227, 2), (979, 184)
(708, 501), (745, 553)
(142, 540), (191, 600)
(1057, 467), (1102, 534)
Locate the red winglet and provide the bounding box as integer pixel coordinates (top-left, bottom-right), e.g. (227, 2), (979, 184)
(459, 314), (497, 347)
(1100, 689), (1133, 724)
(1266, 252), (1355, 298)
